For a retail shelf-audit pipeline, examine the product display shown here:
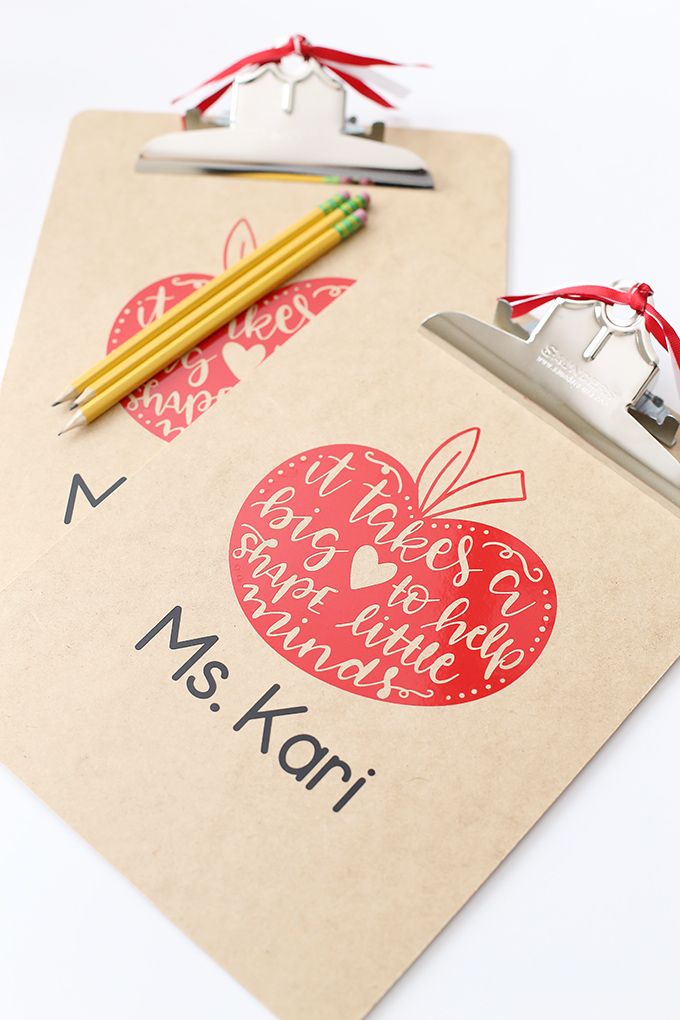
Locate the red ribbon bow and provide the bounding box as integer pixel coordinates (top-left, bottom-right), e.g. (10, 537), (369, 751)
(500, 283), (680, 369)
(173, 34), (424, 114)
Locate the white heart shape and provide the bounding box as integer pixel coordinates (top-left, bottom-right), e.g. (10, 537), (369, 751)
(350, 545), (398, 590)
(222, 342), (266, 380)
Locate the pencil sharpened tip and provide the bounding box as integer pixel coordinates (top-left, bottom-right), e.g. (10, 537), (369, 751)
(52, 387), (77, 406)
(58, 410), (86, 435)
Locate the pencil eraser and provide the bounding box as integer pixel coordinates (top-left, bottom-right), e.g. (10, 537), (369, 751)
(359, 190), (371, 207)
(355, 208), (368, 224)
(339, 188), (351, 200)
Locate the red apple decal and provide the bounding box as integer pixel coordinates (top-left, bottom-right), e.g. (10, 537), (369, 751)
(106, 218), (354, 441)
(229, 428), (557, 707)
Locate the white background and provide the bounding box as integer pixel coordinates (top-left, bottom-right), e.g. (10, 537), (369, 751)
(2, 2), (680, 1017)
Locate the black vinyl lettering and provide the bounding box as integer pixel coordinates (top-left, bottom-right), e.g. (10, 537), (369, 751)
(64, 472), (127, 525)
(135, 606), (219, 680)
(233, 684), (308, 753)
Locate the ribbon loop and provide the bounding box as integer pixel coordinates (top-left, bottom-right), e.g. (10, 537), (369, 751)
(500, 283), (680, 372)
(173, 36), (425, 113)
(629, 282), (653, 315)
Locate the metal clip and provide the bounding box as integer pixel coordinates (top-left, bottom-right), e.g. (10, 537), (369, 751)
(138, 60), (433, 188)
(422, 283), (680, 507)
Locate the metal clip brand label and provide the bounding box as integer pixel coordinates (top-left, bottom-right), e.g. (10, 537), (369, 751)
(536, 344), (616, 407)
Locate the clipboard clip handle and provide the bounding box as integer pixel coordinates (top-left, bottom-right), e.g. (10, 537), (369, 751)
(137, 36), (435, 188)
(421, 280), (680, 507)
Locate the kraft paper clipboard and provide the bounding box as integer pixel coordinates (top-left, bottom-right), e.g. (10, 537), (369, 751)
(1, 272), (680, 1020)
(0, 110), (508, 590)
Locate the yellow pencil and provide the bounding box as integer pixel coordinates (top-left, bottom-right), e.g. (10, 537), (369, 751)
(69, 194), (369, 407)
(59, 210), (366, 434)
(51, 190), (355, 405)
(229, 172), (347, 184)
